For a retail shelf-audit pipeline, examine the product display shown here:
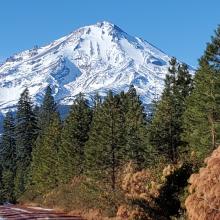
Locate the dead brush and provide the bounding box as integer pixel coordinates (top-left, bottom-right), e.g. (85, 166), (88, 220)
(185, 146), (220, 220)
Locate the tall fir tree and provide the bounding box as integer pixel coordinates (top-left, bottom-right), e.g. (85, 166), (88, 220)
(58, 93), (92, 183)
(182, 25), (220, 163)
(85, 91), (125, 190)
(0, 165), (3, 203)
(123, 85), (151, 168)
(38, 85), (56, 131)
(28, 86), (59, 194)
(14, 88), (38, 198)
(31, 86), (57, 172)
(30, 112), (62, 194)
(149, 58), (192, 162)
(0, 112), (16, 202)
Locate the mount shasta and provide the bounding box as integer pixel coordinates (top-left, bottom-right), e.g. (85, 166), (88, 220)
(0, 21), (192, 114)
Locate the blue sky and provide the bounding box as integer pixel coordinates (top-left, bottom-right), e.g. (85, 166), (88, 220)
(0, 0), (219, 67)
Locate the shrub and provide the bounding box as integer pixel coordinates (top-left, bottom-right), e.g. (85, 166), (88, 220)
(185, 146), (220, 220)
(118, 161), (192, 220)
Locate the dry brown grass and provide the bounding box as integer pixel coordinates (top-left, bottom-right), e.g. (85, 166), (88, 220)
(185, 146), (220, 220)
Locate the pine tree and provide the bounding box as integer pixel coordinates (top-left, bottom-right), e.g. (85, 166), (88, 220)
(0, 165), (3, 203)
(31, 86), (57, 173)
(149, 58), (192, 163)
(30, 113), (61, 194)
(204, 25), (220, 70)
(1, 170), (15, 202)
(182, 26), (220, 163)
(123, 85), (150, 168)
(58, 93), (92, 183)
(14, 88), (38, 198)
(38, 86), (56, 131)
(85, 91), (125, 190)
(0, 112), (16, 172)
(28, 86), (59, 194)
(0, 112), (16, 202)
(91, 92), (102, 111)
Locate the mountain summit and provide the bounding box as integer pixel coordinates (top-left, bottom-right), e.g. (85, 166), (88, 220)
(0, 21), (186, 112)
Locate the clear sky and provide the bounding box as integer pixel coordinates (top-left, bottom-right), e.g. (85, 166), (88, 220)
(0, 0), (219, 67)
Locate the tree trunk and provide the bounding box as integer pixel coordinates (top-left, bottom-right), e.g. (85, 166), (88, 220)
(208, 113), (216, 150)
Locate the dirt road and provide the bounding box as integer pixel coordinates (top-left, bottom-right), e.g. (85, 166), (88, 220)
(0, 205), (83, 219)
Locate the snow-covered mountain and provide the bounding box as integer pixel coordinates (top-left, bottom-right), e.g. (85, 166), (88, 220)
(0, 21), (190, 113)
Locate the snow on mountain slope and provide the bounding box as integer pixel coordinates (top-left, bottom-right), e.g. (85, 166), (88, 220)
(0, 21), (188, 113)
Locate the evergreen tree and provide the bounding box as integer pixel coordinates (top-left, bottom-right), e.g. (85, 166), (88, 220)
(149, 58), (192, 162)
(123, 85), (150, 168)
(38, 86), (56, 130)
(28, 86), (59, 194)
(85, 91), (125, 190)
(204, 25), (220, 70)
(14, 88), (38, 198)
(0, 165), (3, 203)
(182, 26), (220, 163)
(0, 112), (16, 172)
(33, 105), (40, 122)
(30, 113), (61, 194)
(92, 92), (102, 111)
(31, 86), (57, 172)
(58, 93), (92, 183)
(0, 112), (16, 202)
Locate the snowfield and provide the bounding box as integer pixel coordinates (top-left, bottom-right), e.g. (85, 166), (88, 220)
(0, 21), (193, 114)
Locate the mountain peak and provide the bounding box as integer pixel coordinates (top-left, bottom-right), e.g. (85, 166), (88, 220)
(95, 21), (126, 34)
(96, 21), (115, 27)
(73, 21), (126, 40)
(0, 22), (192, 114)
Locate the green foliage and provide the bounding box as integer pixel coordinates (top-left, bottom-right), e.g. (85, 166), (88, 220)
(0, 166), (4, 204)
(149, 58), (192, 162)
(0, 112), (16, 202)
(182, 26), (220, 164)
(85, 88), (155, 190)
(204, 25), (220, 70)
(30, 113), (62, 194)
(14, 88), (38, 198)
(123, 86), (154, 168)
(0, 112), (16, 171)
(58, 93), (92, 183)
(28, 86), (60, 195)
(1, 170), (15, 202)
(38, 86), (57, 131)
(85, 91), (126, 190)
